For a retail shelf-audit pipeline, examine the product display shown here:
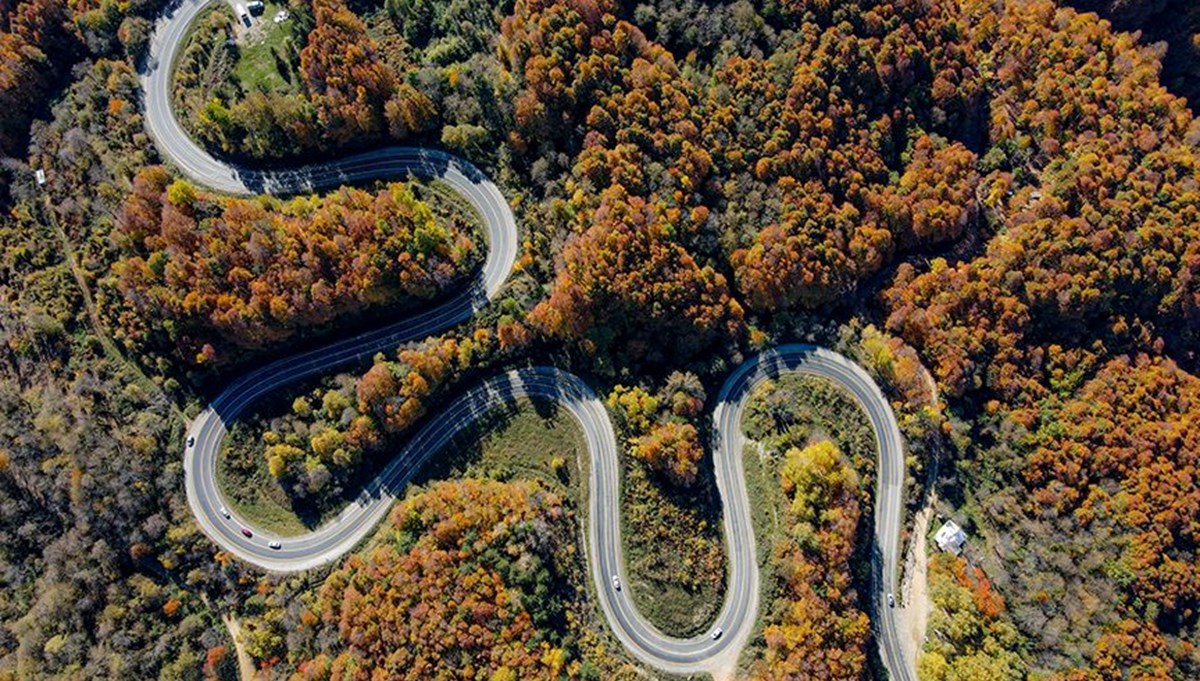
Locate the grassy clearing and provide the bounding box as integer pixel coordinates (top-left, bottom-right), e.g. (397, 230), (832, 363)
(232, 1), (298, 95)
(411, 397), (588, 505)
(217, 395), (586, 536)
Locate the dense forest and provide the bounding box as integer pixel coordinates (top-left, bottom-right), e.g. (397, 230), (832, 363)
(1, 0), (1198, 678)
(110, 167), (480, 367)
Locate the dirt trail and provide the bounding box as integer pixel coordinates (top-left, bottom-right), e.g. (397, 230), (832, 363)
(898, 350), (940, 665)
(901, 499), (934, 667)
(220, 612), (257, 681)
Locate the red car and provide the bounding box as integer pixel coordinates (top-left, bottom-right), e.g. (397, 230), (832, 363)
(240, 528), (253, 538)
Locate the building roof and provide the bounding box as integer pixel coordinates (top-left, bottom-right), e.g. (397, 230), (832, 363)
(934, 520), (967, 554)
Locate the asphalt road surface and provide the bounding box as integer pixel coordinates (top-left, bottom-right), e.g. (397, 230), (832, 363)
(144, 2), (915, 677)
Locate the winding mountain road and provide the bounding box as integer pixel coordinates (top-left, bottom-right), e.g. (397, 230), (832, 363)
(144, 1), (915, 678)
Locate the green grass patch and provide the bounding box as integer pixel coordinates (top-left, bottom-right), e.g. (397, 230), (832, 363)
(411, 397), (588, 506)
(232, 1), (299, 95)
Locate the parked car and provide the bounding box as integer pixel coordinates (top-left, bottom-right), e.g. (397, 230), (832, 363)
(219, 506), (231, 519)
(887, 593), (895, 608)
(240, 528), (253, 538)
(186, 436), (195, 448)
(611, 575), (621, 591)
(268, 540), (282, 550)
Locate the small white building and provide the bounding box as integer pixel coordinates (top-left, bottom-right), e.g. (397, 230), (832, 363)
(934, 520), (967, 555)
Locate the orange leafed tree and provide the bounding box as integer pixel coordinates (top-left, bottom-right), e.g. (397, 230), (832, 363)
(631, 421), (704, 487)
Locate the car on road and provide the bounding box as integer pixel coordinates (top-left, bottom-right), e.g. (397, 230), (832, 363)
(887, 593), (895, 608)
(186, 436), (195, 448)
(219, 506), (231, 519)
(240, 528), (253, 538)
(268, 540), (282, 550)
(611, 575), (621, 591)
(710, 627), (723, 640)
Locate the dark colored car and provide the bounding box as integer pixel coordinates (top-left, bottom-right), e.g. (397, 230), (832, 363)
(241, 528), (253, 538)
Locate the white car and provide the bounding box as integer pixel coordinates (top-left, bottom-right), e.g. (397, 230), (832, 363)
(710, 627), (723, 640)
(611, 575), (621, 591)
(887, 593), (895, 608)
(268, 540), (282, 550)
(186, 436), (195, 448)
(219, 506), (231, 519)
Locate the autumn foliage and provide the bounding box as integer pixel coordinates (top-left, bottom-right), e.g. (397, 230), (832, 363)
(195, 0), (435, 160)
(109, 166), (478, 365)
(505, 0), (996, 362)
(1024, 355), (1199, 626)
(631, 421), (704, 487)
(751, 441), (869, 680)
(716, 0), (984, 310)
(357, 333), (495, 435)
(870, 2), (1200, 674)
(529, 187), (743, 361)
(12, 0), (1196, 675)
(920, 554), (1024, 681)
(606, 372), (708, 487)
(292, 479), (572, 681)
(883, 0), (1200, 400)
(0, 0), (72, 155)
